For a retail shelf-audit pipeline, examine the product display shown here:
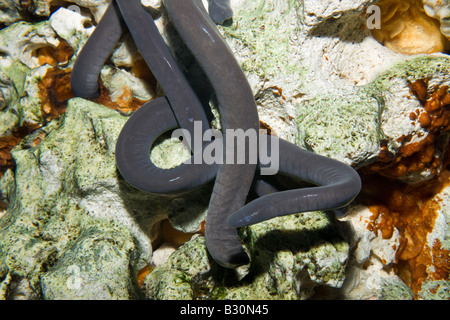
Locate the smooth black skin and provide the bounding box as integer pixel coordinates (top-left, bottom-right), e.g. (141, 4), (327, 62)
(228, 138), (362, 227)
(114, 0), (218, 194)
(164, 0), (259, 268)
(207, 0), (233, 24)
(73, 0), (217, 194)
(70, 0), (362, 268)
(71, 2), (124, 98)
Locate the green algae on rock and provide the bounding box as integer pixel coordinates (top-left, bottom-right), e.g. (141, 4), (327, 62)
(220, 0), (304, 82)
(0, 97), (217, 299)
(0, 0), (449, 300)
(0, 60), (30, 136)
(144, 212), (350, 300)
(379, 276), (415, 300)
(295, 90), (382, 167)
(0, 98), (161, 299)
(418, 280), (450, 300)
(40, 225), (141, 299)
(296, 55), (450, 168)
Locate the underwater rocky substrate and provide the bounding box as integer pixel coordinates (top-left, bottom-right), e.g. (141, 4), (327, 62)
(0, 0), (449, 300)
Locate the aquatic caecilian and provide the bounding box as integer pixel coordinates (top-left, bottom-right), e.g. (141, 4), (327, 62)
(71, 0), (362, 268)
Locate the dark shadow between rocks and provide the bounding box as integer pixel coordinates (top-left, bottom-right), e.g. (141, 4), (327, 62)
(307, 11), (369, 44)
(192, 220), (343, 293)
(116, 167), (213, 243)
(116, 170), (171, 239)
(240, 211), (355, 287)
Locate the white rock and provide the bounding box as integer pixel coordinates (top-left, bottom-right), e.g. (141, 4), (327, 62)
(142, 0), (162, 9)
(302, 0), (369, 28)
(110, 34), (140, 68)
(61, 0), (111, 22)
(341, 205), (400, 266)
(49, 7), (94, 54)
(100, 65), (155, 102)
(339, 206), (408, 299)
(0, 21), (60, 69)
(426, 185), (450, 249)
(423, 0), (450, 39)
(151, 242), (177, 267)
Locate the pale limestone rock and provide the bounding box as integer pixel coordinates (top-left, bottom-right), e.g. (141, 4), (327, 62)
(0, 21), (60, 69)
(110, 34), (140, 68)
(142, 0), (161, 9)
(423, 0), (450, 39)
(49, 7), (94, 55)
(0, 0), (449, 300)
(302, 0), (372, 29)
(341, 205), (400, 266)
(99, 65), (155, 102)
(151, 242), (177, 267)
(65, 0), (111, 22)
(338, 205), (411, 299)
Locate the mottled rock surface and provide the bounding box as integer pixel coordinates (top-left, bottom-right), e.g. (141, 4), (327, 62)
(0, 0), (449, 300)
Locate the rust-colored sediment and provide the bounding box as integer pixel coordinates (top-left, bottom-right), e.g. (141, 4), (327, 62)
(0, 38), (159, 178)
(36, 41), (74, 67)
(91, 80), (148, 114)
(0, 123), (43, 176)
(358, 78), (450, 297)
(360, 169), (449, 296)
(0, 40), (75, 177)
(38, 67), (74, 120)
(366, 79), (449, 180)
(137, 264), (154, 288)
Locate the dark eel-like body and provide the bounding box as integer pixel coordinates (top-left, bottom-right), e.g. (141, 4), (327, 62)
(163, 0), (259, 267)
(207, 0), (233, 24)
(71, 0), (362, 268)
(73, 0), (217, 194)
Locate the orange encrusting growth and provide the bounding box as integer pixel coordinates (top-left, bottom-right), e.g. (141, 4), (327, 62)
(0, 36), (159, 178)
(38, 67), (74, 120)
(36, 41), (74, 67)
(358, 78), (450, 297)
(403, 238), (450, 295)
(152, 219), (206, 250)
(0, 39), (76, 178)
(360, 164), (449, 297)
(91, 81), (148, 114)
(0, 123), (42, 177)
(137, 265), (154, 288)
(365, 79), (449, 180)
(159, 219), (198, 247)
(93, 59), (157, 113)
(36, 39), (157, 117)
(410, 79), (450, 131)
(130, 59), (158, 90)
